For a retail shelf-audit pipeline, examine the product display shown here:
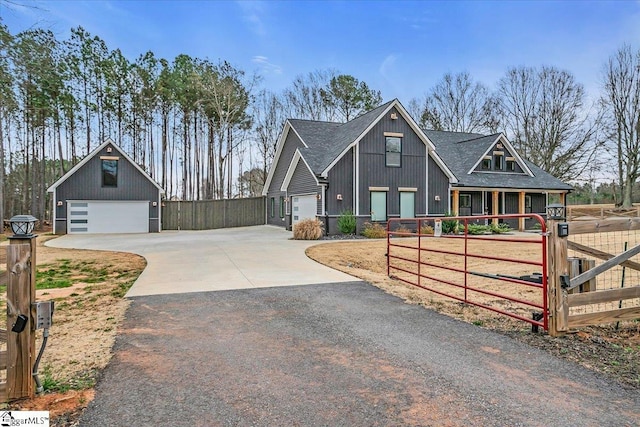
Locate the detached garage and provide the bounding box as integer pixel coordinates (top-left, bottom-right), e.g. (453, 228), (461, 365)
(48, 139), (164, 234)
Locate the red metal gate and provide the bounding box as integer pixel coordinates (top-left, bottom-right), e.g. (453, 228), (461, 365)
(387, 214), (548, 330)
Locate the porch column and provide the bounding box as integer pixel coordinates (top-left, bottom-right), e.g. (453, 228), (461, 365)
(452, 189), (459, 216)
(559, 192), (566, 206)
(492, 191), (499, 225)
(518, 191), (526, 231)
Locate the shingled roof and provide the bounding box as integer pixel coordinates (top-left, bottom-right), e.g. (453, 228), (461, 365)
(289, 100), (395, 174)
(425, 130), (573, 191)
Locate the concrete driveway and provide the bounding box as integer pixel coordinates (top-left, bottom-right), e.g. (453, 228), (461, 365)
(45, 225), (357, 297)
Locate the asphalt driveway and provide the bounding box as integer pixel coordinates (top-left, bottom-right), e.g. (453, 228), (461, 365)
(45, 225), (357, 296)
(79, 282), (639, 427)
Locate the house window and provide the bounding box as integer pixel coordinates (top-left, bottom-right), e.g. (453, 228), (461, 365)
(101, 159), (118, 187)
(279, 196), (285, 218)
(506, 158), (516, 171)
(270, 197), (275, 218)
(385, 136), (401, 167)
(482, 157), (491, 170)
(400, 192), (415, 219)
(494, 154), (504, 170)
(525, 195), (532, 214)
(371, 191), (387, 221)
(460, 194), (471, 208)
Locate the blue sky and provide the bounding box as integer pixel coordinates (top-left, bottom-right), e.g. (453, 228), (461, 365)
(1, 0), (639, 104)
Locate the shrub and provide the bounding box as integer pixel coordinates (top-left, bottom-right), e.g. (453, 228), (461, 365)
(337, 210), (357, 234)
(442, 213), (459, 234)
(466, 224), (490, 235)
(293, 219), (324, 240)
(362, 222), (387, 239)
(419, 225), (434, 235)
(490, 222), (512, 234)
(394, 225), (413, 236)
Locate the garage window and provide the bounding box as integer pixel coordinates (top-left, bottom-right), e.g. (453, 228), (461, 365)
(102, 159), (118, 187)
(385, 136), (401, 167)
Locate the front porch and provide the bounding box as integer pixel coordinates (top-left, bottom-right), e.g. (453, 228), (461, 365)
(450, 189), (566, 231)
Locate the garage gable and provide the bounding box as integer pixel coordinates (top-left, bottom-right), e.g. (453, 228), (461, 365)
(48, 139), (164, 234)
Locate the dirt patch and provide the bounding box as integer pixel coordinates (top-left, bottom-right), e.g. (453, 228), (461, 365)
(306, 239), (640, 390)
(1, 234), (146, 425)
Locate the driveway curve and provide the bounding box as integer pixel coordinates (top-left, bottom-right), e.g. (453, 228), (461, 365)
(45, 225), (357, 297)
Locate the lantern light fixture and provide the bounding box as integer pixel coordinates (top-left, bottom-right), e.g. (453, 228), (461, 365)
(9, 215), (38, 237)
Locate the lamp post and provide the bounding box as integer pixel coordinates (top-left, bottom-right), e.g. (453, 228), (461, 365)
(6, 215), (38, 399)
(545, 204), (569, 337)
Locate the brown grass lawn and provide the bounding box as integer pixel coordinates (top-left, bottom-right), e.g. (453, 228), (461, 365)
(0, 234), (146, 423)
(307, 237), (640, 389)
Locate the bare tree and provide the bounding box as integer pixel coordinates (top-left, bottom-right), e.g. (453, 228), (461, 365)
(497, 65), (601, 182)
(601, 45), (640, 207)
(283, 69), (337, 121)
(414, 72), (499, 133)
(253, 90), (284, 189)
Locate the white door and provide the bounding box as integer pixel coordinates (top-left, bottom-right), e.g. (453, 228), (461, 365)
(371, 191), (387, 221)
(68, 201), (149, 234)
(291, 195), (317, 225)
(400, 192), (415, 219)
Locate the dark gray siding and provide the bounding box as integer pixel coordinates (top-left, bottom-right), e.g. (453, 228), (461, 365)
(288, 161), (318, 198)
(54, 142), (161, 234)
(327, 147), (354, 215)
(473, 144), (525, 174)
(358, 107), (427, 219)
(266, 129), (305, 228)
(428, 155), (449, 215)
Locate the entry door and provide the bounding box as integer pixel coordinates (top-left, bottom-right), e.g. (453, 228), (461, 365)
(400, 192), (415, 219)
(371, 192), (387, 221)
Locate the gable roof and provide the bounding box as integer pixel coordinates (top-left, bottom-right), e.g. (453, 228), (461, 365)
(47, 138), (165, 193)
(425, 130), (572, 191)
(290, 100), (396, 175)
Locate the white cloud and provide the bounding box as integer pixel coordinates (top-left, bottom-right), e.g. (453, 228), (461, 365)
(236, 1), (267, 37)
(252, 55), (282, 74)
(379, 54), (398, 79)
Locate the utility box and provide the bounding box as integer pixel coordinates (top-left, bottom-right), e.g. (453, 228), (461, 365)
(33, 301), (54, 329)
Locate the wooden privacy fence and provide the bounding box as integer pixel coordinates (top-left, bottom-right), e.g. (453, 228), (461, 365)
(548, 217), (640, 335)
(162, 197), (265, 230)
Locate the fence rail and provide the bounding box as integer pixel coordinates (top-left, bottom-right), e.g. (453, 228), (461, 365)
(387, 214), (548, 330)
(567, 205), (640, 221)
(162, 197), (265, 230)
(547, 217), (640, 333)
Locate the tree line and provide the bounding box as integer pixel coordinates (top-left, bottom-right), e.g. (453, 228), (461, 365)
(0, 18), (639, 226)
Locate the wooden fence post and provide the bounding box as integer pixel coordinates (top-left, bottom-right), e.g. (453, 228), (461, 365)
(547, 218), (569, 336)
(6, 235), (36, 400)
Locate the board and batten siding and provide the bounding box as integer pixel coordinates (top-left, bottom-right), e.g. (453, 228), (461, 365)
(266, 129), (305, 228)
(54, 143), (160, 234)
(288, 161), (319, 203)
(428, 155), (450, 215)
(326, 147), (354, 216)
(358, 107), (427, 219)
(472, 144), (525, 174)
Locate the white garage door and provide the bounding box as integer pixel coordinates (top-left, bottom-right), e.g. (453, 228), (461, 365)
(68, 201), (149, 234)
(291, 195), (317, 225)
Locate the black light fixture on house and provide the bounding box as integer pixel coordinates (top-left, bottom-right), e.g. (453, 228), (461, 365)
(8, 215), (38, 237)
